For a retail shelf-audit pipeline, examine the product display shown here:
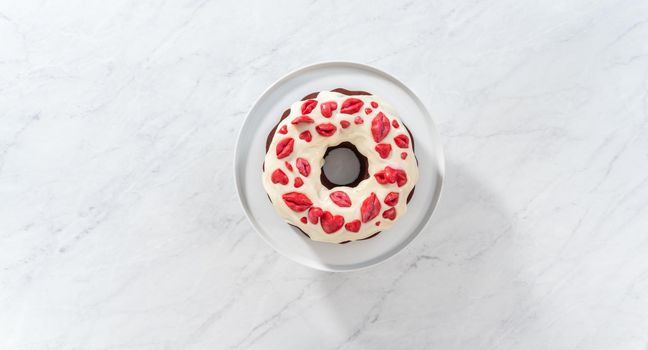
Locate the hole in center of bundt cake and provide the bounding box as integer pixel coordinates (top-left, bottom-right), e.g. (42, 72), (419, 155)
(320, 142), (369, 189)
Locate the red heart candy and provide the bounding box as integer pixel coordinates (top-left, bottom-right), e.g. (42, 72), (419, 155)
(320, 101), (337, 118)
(271, 169), (288, 185)
(320, 211), (345, 233)
(374, 143), (392, 159)
(345, 220), (361, 233)
(299, 130), (312, 142)
(382, 208), (396, 220)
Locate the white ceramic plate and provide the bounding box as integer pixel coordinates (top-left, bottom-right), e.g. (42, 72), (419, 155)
(234, 62), (444, 271)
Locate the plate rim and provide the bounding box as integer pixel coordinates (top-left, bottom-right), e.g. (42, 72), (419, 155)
(233, 60), (445, 272)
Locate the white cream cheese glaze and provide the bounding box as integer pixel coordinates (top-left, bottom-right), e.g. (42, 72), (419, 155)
(262, 91), (419, 243)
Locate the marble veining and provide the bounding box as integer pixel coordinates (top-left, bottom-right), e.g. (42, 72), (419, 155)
(1, 0), (648, 349)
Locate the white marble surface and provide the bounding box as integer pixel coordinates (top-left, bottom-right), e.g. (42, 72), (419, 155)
(1, 0), (648, 349)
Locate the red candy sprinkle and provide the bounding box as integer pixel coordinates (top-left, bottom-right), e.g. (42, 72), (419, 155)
(375, 143), (392, 159)
(296, 157), (310, 177)
(371, 112), (390, 143)
(282, 192), (313, 212)
(365, 108), (372, 114)
(354, 116), (364, 124)
(394, 134), (410, 148)
(301, 100), (318, 114)
(294, 177), (304, 188)
(278, 125), (288, 134)
(330, 191), (352, 207)
(345, 220), (361, 232)
(392, 120), (399, 128)
(320, 211), (345, 233)
(375, 221), (381, 226)
(320, 101), (337, 118)
(384, 192), (399, 206)
(371, 101), (378, 108)
(360, 192), (381, 223)
(382, 208), (396, 220)
(299, 130), (312, 142)
(276, 137), (294, 159)
(316, 123), (337, 137)
(340, 98), (364, 114)
(401, 152), (407, 159)
(374, 166), (408, 187)
(340, 120), (351, 128)
(308, 207), (323, 224)
(271, 169), (289, 185)
(292, 115), (314, 125)
(300, 217), (308, 224)
(284, 161), (293, 171)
